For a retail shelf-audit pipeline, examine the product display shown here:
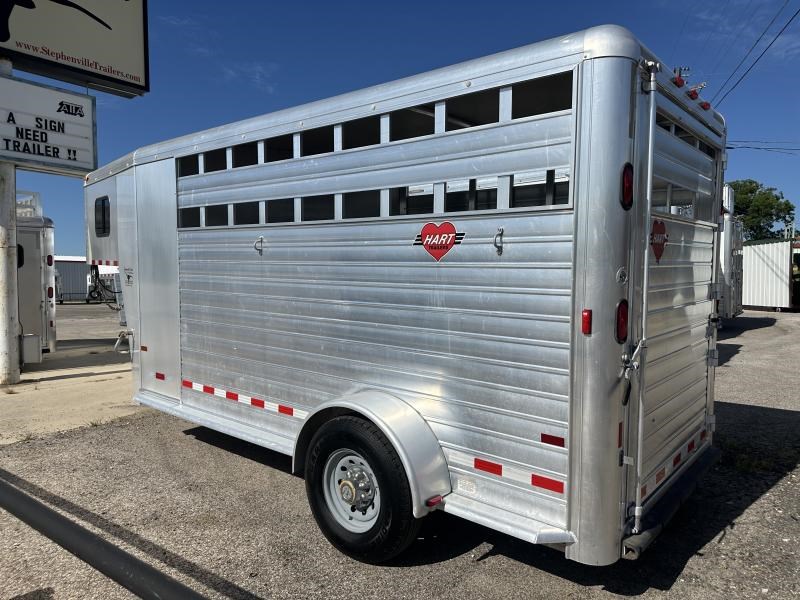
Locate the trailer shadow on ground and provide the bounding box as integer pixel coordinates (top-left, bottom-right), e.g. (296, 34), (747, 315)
(186, 398), (799, 596)
(718, 315), (776, 341)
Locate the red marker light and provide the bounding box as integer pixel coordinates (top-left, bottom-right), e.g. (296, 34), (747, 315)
(581, 309), (592, 335)
(47, 286), (53, 299)
(621, 163), (634, 210)
(46, 255), (53, 266)
(672, 75), (685, 88)
(699, 101), (711, 110)
(615, 300), (629, 344)
(687, 89), (699, 100)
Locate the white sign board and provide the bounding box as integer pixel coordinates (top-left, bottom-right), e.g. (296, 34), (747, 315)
(0, 75), (96, 177)
(0, 0), (148, 97)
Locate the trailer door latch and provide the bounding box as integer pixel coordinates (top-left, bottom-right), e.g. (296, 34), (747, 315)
(493, 227), (504, 255)
(253, 236), (265, 255)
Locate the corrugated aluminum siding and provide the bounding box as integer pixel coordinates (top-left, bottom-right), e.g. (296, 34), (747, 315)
(55, 260), (89, 301)
(742, 241), (791, 308)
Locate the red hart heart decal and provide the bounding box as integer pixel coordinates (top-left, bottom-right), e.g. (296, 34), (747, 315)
(417, 221), (463, 262)
(650, 219), (669, 263)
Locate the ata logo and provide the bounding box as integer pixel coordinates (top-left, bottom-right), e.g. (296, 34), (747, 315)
(57, 101), (84, 118)
(413, 222), (465, 262)
(650, 219), (669, 264)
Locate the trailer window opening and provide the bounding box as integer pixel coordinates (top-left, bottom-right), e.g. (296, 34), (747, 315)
(203, 148), (227, 173)
(342, 116), (381, 150)
(17, 244), (23, 268)
(204, 204), (229, 226)
(390, 186), (434, 215)
(343, 190), (381, 219)
(234, 202), (260, 225)
(302, 195), (335, 221)
(510, 170), (567, 208)
(232, 142), (258, 168)
(177, 154), (200, 177)
(266, 198), (295, 223)
(178, 207), (201, 228)
(301, 125), (334, 157)
(265, 134), (294, 162)
(512, 71), (572, 119)
(94, 196), (110, 237)
(390, 104), (435, 141)
(446, 88), (500, 131)
(445, 179), (498, 212)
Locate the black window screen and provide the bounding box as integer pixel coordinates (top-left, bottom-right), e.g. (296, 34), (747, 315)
(95, 196), (110, 237)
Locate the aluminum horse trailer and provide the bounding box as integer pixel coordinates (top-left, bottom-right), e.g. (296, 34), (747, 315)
(85, 25), (726, 566)
(17, 191), (56, 359)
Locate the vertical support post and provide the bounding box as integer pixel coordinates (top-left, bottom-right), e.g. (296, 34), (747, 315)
(0, 57), (20, 384)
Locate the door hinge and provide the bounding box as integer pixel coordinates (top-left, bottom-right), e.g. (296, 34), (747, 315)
(707, 348), (719, 367)
(619, 450), (635, 467)
(706, 414), (717, 432)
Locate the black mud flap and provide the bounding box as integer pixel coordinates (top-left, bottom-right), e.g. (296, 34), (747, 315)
(623, 446), (721, 559)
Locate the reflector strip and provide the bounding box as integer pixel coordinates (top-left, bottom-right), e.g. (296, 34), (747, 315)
(532, 474), (564, 494)
(140, 345), (148, 352)
(474, 458), (503, 476)
(639, 426), (708, 500)
(541, 433), (565, 448)
(89, 259), (119, 266)
(618, 422), (623, 448)
(179, 378), (307, 420)
(155, 372), (165, 381)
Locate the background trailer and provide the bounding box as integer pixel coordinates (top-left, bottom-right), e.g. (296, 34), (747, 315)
(742, 239), (797, 310)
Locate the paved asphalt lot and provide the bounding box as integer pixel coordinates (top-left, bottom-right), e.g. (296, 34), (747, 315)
(0, 309), (798, 599)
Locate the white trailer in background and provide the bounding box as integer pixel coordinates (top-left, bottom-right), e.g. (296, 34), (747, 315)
(16, 191), (56, 363)
(55, 255), (89, 303)
(742, 239), (795, 310)
(718, 185), (743, 321)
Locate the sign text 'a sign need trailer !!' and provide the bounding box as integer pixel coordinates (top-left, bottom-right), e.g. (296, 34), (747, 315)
(0, 75), (96, 177)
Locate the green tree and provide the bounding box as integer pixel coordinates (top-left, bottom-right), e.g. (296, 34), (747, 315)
(728, 179), (795, 240)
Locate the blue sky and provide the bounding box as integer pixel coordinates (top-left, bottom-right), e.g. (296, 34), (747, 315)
(15, 0), (800, 255)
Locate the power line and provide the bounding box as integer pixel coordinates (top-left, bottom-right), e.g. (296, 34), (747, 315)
(728, 139), (800, 144)
(716, 5), (800, 106)
(708, 0), (758, 76)
(710, 0), (789, 103)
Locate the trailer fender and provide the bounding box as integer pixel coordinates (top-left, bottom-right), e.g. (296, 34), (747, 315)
(293, 389), (451, 518)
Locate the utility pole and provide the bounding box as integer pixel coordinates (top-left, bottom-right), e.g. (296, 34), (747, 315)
(0, 57), (20, 384)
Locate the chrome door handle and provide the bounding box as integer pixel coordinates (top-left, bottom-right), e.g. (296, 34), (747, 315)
(253, 236), (265, 255)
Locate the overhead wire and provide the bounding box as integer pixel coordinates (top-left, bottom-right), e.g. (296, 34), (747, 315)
(716, 5), (800, 105)
(708, 0), (757, 76)
(710, 0), (790, 102)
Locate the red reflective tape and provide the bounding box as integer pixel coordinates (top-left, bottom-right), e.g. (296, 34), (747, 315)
(140, 345), (148, 352)
(641, 485), (648, 498)
(688, 440), (696, 453)
(225, 391), (238, 401)
(155, 372), (165, 381)
(90, 259), (96, 265)
(251, 398), (265, 409)
(618, 422), (623, 448)
(278, 405), (293, 416)
(541, 433), (565, 448)
(673, 453), (681, 467)
(656, 468), (666, 484)
(113, 260), (119, 266)
(202, 385), (214, 394)
(182, 379), (192, 388)
(474, 458), (503, 476)
(581, 309), (592, 335)
(531, 474), (564, 494)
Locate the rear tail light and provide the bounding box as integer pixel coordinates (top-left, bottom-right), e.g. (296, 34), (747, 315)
(581, 309), (592, 335)
(615, 300), (629, 343)
(46, 254), (53, 266)
(47, 286), (53, 299)
(621, 163), (634, 210)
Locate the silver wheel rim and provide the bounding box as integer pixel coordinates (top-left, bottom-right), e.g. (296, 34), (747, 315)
(322, 449), (380, 533)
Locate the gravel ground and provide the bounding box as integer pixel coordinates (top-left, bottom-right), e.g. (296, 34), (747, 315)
(0, 310), (798, 600)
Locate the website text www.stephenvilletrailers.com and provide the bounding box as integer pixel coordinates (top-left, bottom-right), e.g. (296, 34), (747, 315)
(13, 41), (142, 84)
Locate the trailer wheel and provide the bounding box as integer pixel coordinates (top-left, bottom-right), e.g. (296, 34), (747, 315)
(305, 416), (420, 563)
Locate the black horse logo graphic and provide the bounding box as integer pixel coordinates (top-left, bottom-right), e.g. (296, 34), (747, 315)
(1, 0), (112, 43)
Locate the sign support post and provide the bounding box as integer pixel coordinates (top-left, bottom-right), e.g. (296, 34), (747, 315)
(0, 57), (19, 384)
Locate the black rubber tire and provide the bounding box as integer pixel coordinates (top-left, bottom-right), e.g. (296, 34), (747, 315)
(305, 415), (421, 563)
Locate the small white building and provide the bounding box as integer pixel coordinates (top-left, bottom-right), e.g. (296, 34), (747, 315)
(742, 239), (797, 310)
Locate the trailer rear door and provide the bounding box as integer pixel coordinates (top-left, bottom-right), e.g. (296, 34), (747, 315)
(631, 87), (723, 518)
